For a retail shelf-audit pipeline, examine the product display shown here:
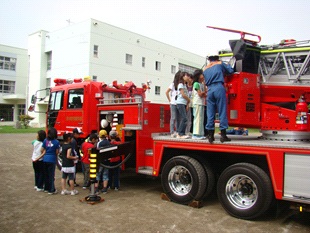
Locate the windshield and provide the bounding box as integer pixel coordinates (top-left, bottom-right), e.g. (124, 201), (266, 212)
(49, 91), (63, 110)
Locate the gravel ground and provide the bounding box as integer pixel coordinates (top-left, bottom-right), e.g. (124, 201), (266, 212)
(0, 133), (310, 233)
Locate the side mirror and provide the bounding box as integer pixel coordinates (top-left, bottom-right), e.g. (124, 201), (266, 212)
(28, 105), (35, 112)
(31, 95), (36, 104)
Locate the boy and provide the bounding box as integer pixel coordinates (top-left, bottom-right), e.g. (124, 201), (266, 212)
(81, 133), (98, 189)
(108, 130), (122, 191)
(61, 132), (79, 195)
(71, 127), (83, 187)
(96, 130), (110, 194)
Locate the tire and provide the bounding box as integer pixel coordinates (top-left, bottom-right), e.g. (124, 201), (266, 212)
(56, 153), (62, 170)
(161, 155), (207, 204)
(201, 161), (215, 200)
(217, 163), (274, 220)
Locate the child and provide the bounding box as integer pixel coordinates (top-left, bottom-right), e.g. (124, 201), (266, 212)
(81, 133), (98, 189)
(32, 130), (46, 191)
(176, 72), (191, 139)
(165, 71), (181, 137)
(96, 130), (111, 194)
(40, 127), (60, 195)
(108, 130), (121, 191)
(192, 69), (206, 140)
(61, 132), (79, 195)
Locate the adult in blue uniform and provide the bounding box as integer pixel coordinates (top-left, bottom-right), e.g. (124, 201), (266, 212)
(203, 55), (234, 143)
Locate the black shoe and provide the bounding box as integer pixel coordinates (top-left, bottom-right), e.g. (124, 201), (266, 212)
(74, 183), (79, 187)
(208, 130), (215, 143)
(220, 129), (231, 143)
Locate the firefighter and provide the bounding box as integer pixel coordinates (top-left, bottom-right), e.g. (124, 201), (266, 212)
(203, 55), (234, 143)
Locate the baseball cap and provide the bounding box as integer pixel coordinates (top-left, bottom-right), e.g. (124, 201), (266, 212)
(99, 130), (108, 138)
(73, 128), (83, 134)
(109, 130), (118, 137)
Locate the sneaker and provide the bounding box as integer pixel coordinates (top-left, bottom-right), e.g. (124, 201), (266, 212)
(61, 190), (70, 195)
(36, 188), (44, 192)
(34, 186), (37, 190)
(101, 187), (108, 194)
(192, 135), (206, 140)
(114, 187), (119, 191)
(177, 135), (191, 139)
(44, 190), (48, 193)
(82, 186), (87, 190)
(71, 190), (79, 195)
(74, 183), (79, 187)
(48, 190), (58, 195)
(95, 189), (100, 195)
(170, 132), (177, 138)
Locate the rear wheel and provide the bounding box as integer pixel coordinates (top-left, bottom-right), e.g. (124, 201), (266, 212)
(217, 163), (274, 220)
(161, 156), (207, 204)
(201, 162), (215, 199)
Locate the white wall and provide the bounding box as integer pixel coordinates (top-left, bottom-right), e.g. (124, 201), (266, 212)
(28, 18), (205, 126)
(0, 44), (28, 123)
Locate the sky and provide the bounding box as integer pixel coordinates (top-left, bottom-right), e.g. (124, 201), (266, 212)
(1, 0), (309, 57)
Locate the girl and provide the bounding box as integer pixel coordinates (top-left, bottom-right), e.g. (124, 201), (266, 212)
(32, 130), (46, 191)
(192, 69), (206, 139)
(40, 127), (60, 194)
(165, 71), (181, 137)
(61, 132), (79, 195)
(175, 72), (191, 139)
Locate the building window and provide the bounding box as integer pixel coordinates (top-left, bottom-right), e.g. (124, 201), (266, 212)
(171, 65), (176, 74)
(0, 80), (15, 93)
(93, 75), (97, 81)
(0, 56), (16, 71)
(155, 86), (161, 95)
(155, 61), (161, 71)
(126, 54), (133, 65)
(18, 104), (25, 116)
(46, 78), (51, 96)
(0, 104), (14, 121)
(46, 52), (52, 70)
(179, 63), (197, 74)
(94, 45), (99, 57)
(142, 57), (145, 67)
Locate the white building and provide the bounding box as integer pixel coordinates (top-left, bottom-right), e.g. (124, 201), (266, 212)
(28, 18), (205, 127)
(0, 44), (28, 125)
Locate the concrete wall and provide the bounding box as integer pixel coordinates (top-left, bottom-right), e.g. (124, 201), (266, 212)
(27, 18), (205, 126)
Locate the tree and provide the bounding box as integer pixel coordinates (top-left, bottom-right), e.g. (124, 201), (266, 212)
(19, 115), (35, 129)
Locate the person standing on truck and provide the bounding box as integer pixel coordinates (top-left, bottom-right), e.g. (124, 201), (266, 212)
(81, 133), (98, 190)
(191, 69), (206, 139)
(71, 128), (83, 187)
(185, 73), (194, 136)
(96, 130), (111, 194)
(165, 71), (181, 138)
(176, 72), (191, 139)
(60, 132), (79, 195)
(40, 127), (60, 194)
(203, 55), (234, 143)
(31, 130), (46, 192)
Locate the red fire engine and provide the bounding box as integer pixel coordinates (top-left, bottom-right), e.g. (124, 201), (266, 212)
(29, 29), (310, 220)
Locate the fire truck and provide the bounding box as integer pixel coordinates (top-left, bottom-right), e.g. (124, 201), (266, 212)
(29, 28), (310, 220)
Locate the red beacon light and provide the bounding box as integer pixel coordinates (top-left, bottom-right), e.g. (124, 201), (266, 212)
(74, 78), (83, 83)
(54, 78), (67, 86)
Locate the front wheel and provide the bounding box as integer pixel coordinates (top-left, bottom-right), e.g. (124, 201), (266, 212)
(161, 156), (206, 205)
(217, 163), (274, 220)
(56, 153), (63, 170)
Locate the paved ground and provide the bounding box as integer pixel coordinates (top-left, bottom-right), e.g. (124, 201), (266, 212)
(0, 133), (310, 233)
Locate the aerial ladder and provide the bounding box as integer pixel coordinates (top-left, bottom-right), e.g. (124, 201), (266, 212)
(208, 26), (310, 141)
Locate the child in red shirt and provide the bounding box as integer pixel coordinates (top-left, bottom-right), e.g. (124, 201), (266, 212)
(81, 133), (98, 189)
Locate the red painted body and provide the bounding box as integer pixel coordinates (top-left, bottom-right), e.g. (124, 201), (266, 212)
(45, 74), (310, 217)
